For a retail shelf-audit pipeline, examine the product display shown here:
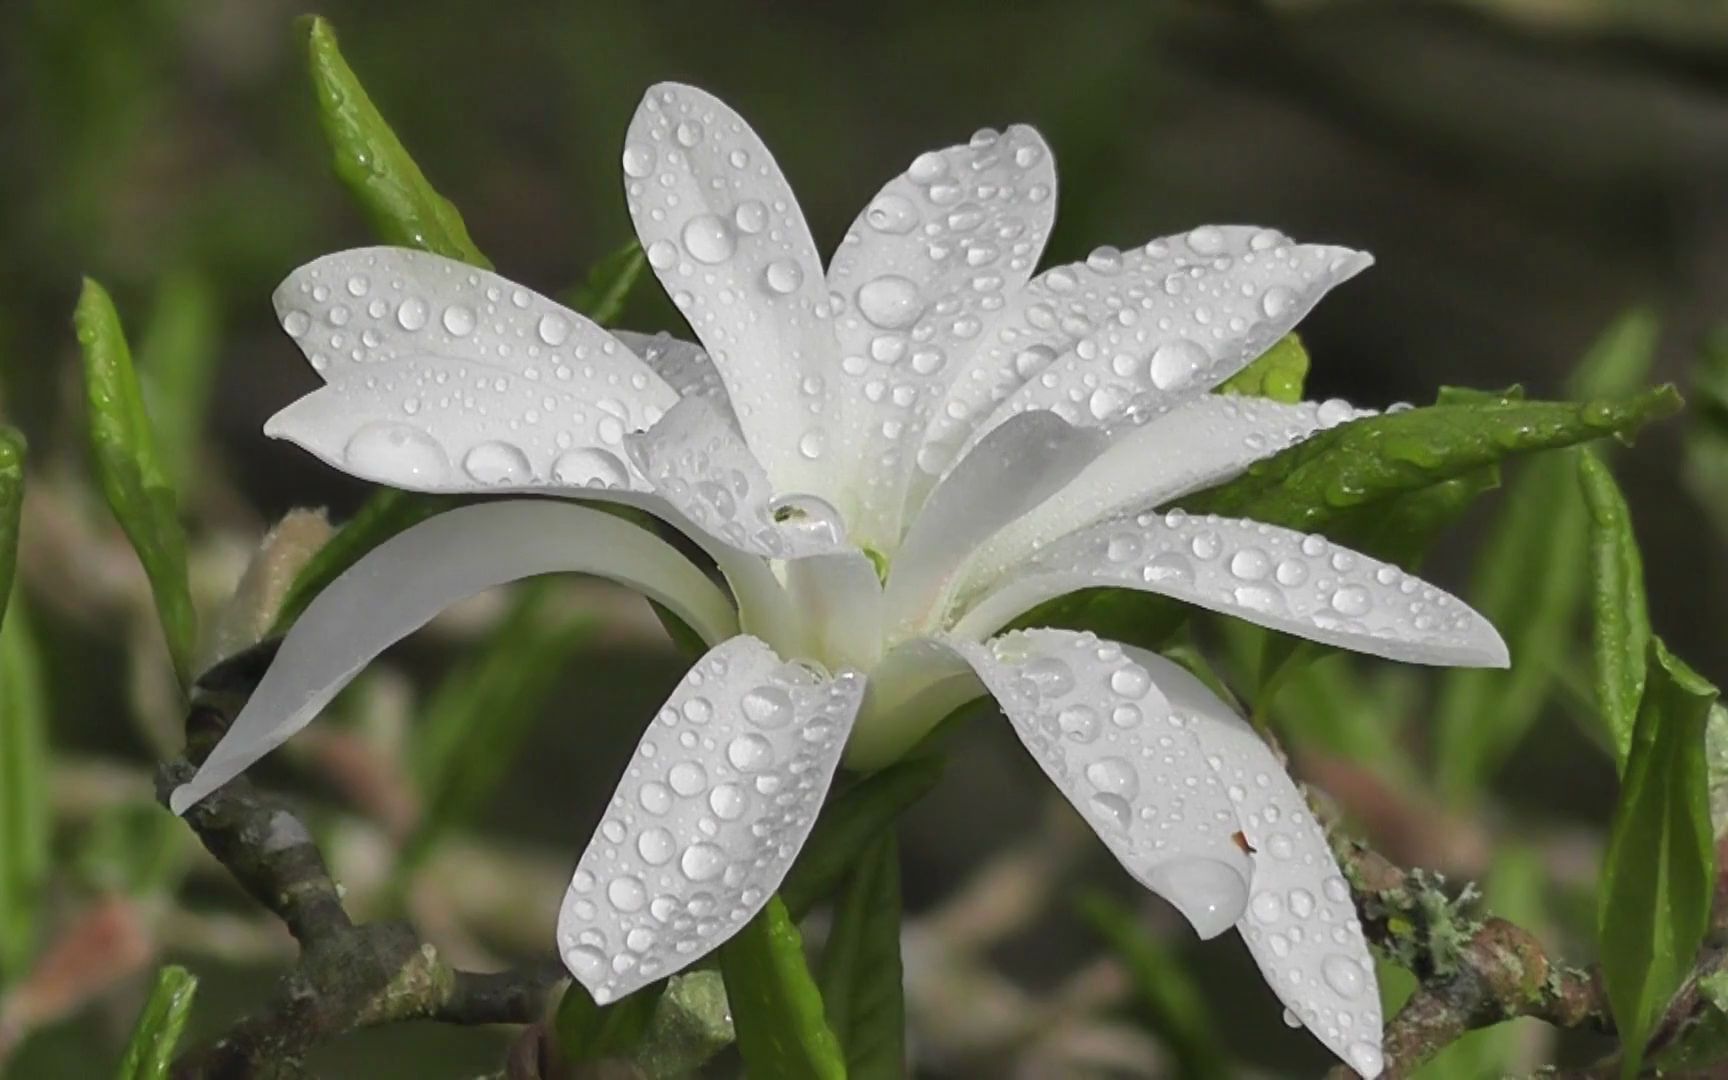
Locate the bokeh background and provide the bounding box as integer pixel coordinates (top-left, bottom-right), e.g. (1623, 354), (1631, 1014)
(2, 1), (1727, 1076)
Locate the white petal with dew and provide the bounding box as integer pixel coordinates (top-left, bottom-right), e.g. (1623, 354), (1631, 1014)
(959, 395), (1371, 595)
(168, 501), (737, 815)
(558, 635), (864, 1003)
(1124, 646), (1385, 1078)
(611, 330), (736, 426)
(824, 124), (1057, 547)
(623, 83), (838, 495)
(883, 411), (1104, 638)
(274, 245), (673, 415)
(954, 509), (1508, 667)
(784, 550), (886, 673)
(626, 396), (850, 560)
(955, 628), (1252, 939)
(928, 227), (1371, 473)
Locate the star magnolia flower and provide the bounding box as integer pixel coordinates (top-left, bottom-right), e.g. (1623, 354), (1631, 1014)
(171, 83), (1507, 1075)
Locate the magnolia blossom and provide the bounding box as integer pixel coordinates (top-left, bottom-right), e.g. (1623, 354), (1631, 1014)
(170, 83), (1507, 1076)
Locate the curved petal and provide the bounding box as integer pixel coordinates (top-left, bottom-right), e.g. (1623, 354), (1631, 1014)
(1123, 646), (1384, 1078)
(925, 227), (1371, 476)
(955, 628), (1252, 939)
(626, 396), (850, 560)
(784, 550), (885, 672)
(959, 396), (1372, 594)
(953, 509), (1508, 668)
(845, 636), (983, 770)
(611, 330), (736, 424)
(168, 501), (738, 814)
(825, 125), (1057, 546)
(272, 247), (674, 485)
(882, 411), (1104, 638)
(558, 635), (865, 1003)
(623, 84), (839, 495)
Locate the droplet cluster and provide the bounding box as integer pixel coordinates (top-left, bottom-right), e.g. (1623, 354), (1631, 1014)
(612, 330), (735, 424)
(992, 508), (1494, 665)
(625, 398), (847, 559)
(270, 248), (673, 492)
(557, 636), (864, 1005)
(925, 225), (1371, 480)
(622, 85), (837, 489)
(963, 629), (1250, 935)
(823, 124), (1056, 542)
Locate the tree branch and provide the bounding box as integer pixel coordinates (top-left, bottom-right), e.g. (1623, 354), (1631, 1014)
(155, 645), (568, 1078)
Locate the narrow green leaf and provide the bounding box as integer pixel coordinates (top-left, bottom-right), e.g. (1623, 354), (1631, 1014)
(1682, 327), (1728, 541)
(818, 834), (904, 1078)
(0, 599), (48, 979)
(1182, 387), (1679, 534)
(1077, 891), (1228, 1079)
(304, 16), (489, 267)
(401, 583), (593, 870)
(1580, 453), (1650, 772)
(74, 801), (189, 898)
(631, 971), (736, 1077)
(0, 427), (24, 629)
(136, 270), (219, 492)
(720, 895), (846, 1080)
(271, 489), (455, 635)
(1215, 333), (1308, 403)
(1571, 307), (1660, 400)
(1598, 639), (1717, 1079)
(116, 964), (198, 1080)
(1432, 448), (1589, 803)
(556, 979), (666, 1063)
(75, 279), (197, 686)
(782, 752), (944, 920)
(565, 240), (647, 328)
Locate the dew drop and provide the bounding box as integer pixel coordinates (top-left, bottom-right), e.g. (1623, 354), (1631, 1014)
(607, 876), (646, 912)
(742, 686), (794, 729)
(1057, 704), (1099, 743)
(1085, 757), (1139, 799)
(463, 441), (533, 485)
(1331, 586), (1372, 617)
(282, 310), (311, 337)
(1324, 954), (1366, 998)
(396, 297), (429, 331)
(538, 313), (571, 345)
(344, 422), (450, 484)
(1150, 339), (1208, 390)
(553, 447), (629, 488)
(680, 842), (725, 882)
(865, 194), (918, 234)
(1187, 225), (1227, 255)
(681, 214), (736, 264)
(709, 783), (747, 820)
(733, 199), (768, 234)
(1109, 665), (1151, 698)
(668, 761), (708, 796)
(637, 828), (676, 866)
(857, 275), (923, 329)
(1146, 856), (1250, 939)
(441, 304), (475, 337)
(762, 259), (804, 295)
(727, 734), (773, 771)
(622, 143), (656, 178)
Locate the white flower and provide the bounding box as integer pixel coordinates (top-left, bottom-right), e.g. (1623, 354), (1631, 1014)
(170, 84), (1508, 1076)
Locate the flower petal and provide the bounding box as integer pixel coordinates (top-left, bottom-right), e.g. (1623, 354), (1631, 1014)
(626, 396), (850, 560)
(954, 509), (1508, 668)
(958, 396), (1371, 595)
(558, 635), (864, 1004)
(825, 125), (1057, 547)
(169, 501), (738, 815)
(611, 330), (735, 424)
(1124, 646), (1385, 1078)
(954, 628), (1252, 939)
(846, 636), (983, 770)
(926, 227), (1371, 475)
(623, 84), (838, 495)
(883, 411), (1103, 638)
(784, 550), (885, 672)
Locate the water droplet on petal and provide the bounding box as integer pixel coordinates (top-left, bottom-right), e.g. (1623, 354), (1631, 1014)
(865, 194), (918, 234)
(463, 441), (533, 485)
(552, 448), (629, 488)
(680, 842), (725, 882)
(396, 297), (429, 331)
(344, 422), (450, 484)
(1324, 954), (1366, 998)
(442, 304), (476, 336)
(1150, 339), (1208, 390)
(538, 313), (571, 345)
(742, 686), (794, 729)
(1146, 856), (1250, 940)
(622, 143), (656, 178)
(857, 275), (923, 329)
(682, 214), (735, 264)
(1331, 586), (1372, 617)
(762, 259), (804, 295)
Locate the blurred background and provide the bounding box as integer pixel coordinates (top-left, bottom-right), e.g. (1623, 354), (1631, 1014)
(2, 0), (1726, 1076)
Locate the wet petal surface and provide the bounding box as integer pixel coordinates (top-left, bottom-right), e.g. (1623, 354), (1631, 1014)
(558, 635), (864, 1003)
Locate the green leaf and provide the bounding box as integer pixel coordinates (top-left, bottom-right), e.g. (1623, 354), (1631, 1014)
(0, 598), (48, 979)
(74, 801), (188, 898)
(1182, 387), (1680, 534)
(720, 895), (846, 1080)
(271, 489), (455, 635)
(565, 240), (647, 328)
(556, 979), (666, 1063)
(0, 426), (25, 628)
(304, 16), (489, 267)
(1580, 453), (1650, 772)
(1215, 333), (1308, 403)
(1598, 639), (1717, 1079)
(631, 971), (736, 1077)
(818, 834), (904, 1078)
(782, 751), (944, 920)
(1077, 890), (1228, 1079)
(1431, 447), (1589, 803)
(1571, 307), (1660, 400)
(116, 964), (198, 1080)
(400, 582), (593, 871)
(135, 269), (219, 492)
(75, 279), (197, 686)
